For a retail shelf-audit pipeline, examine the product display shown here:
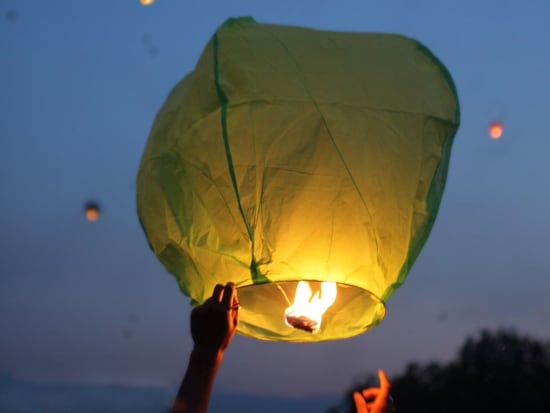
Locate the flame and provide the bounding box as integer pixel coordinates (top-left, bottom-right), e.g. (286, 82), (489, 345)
(84, 203), (100, 222)
(85, 208), (99, 222)
(285, 281), (337, 333)
(489, 122), (503, 139)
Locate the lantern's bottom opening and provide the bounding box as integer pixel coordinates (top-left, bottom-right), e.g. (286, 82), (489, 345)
(236, 281), (385, 342)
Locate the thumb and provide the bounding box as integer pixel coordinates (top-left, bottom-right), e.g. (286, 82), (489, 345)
(353, 392), (369, 413)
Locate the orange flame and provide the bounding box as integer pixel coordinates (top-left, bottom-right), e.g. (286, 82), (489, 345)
(285, 281), (337, 333)
(85, 208), (99, 222)
(489, 122), (503, 139)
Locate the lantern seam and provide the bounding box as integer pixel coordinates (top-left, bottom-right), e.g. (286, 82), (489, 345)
(213, 31), (268, 286)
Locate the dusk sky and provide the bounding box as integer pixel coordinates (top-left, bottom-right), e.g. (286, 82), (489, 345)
(1, 0), (550, 401)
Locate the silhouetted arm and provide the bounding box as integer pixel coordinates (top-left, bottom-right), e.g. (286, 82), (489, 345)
(172, 283), (239, 413)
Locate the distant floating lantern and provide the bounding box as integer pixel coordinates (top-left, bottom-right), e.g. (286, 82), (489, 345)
(140, 0), (154, 6)
(84, 202), (100, 222)
(136, 18), (460, 342)
(489, 122), (503, 139)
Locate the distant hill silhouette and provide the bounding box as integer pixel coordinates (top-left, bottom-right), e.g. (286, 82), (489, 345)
(330, 329), (550, 413)
(0, 374), (337, 413)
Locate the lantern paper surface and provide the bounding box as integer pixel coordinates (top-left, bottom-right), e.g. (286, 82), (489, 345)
(137, 17), (460, 342)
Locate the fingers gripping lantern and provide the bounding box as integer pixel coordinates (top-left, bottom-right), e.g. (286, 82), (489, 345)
(137, 17), (460, 342)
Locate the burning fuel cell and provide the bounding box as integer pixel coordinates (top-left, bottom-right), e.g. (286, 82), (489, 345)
(285, 281), (337, 333)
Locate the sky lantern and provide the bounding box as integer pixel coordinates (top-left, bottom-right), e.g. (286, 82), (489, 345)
(84, 201), (100, 222)
(136, 17), (460, 342)
(140, 0), (155, 6)
(489, 121), (503, 139)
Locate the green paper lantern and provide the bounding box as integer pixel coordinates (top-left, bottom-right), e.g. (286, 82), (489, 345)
(137, 17), (459, 342)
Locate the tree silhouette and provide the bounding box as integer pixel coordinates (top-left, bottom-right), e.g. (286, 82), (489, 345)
(331, 329), (550, 413)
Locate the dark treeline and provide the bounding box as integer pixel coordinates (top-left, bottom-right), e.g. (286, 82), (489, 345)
(329, 329), (550, 413)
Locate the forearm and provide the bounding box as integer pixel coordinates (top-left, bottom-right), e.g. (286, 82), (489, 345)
(172, 347), (224, 413)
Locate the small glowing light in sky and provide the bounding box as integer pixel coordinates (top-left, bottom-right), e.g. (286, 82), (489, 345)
(140, 0), (155, 6)
(489, 122), (504, 139)
(84, 202), (100, 222)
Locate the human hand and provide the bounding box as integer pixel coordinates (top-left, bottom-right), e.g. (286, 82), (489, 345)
(353, 370), (392, 413)
(190, 283), (239, 353)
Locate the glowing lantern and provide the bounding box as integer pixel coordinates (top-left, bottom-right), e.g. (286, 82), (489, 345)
(136, 18), (460, 342)
(489, 121), (503, 139)
(140, 0), (154, 6)
(84, 201), (100, 222)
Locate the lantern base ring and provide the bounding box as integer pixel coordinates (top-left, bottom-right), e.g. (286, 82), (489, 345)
(233, 280), (386, 342)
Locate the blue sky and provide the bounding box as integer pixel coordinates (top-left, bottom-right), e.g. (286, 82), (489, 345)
(1, 0), (550, 400)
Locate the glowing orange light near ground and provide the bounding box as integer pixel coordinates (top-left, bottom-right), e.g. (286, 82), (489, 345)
(489, 122), (503, 139)
(84, 202), (100, 222)
(140, 0), (155, 5)
(285, 281), (337, 333)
